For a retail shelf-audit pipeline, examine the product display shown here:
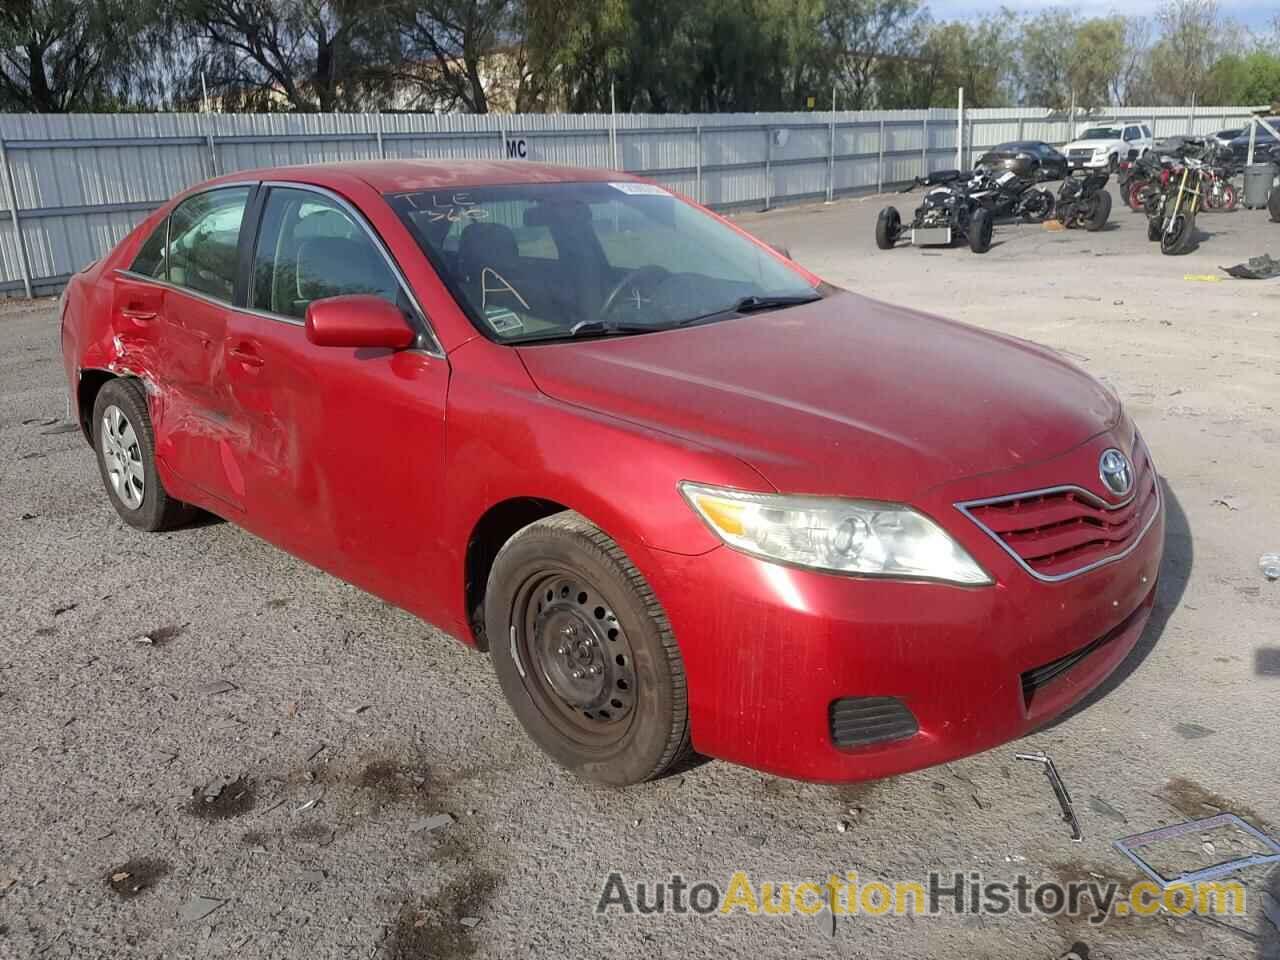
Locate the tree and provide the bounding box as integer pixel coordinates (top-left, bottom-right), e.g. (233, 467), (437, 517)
(1018, 12), (1124, 111)
(173, 0), (397, 112)
(0, 0), (148, 111)
(1147, 0), (1238, 105)
(1203, 52), (1280, 106)
(393, 0), (515, 113)
(823, 0), (924, 110)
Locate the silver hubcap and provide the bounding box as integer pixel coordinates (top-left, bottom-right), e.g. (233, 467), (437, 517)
(100, 405), (145, 510)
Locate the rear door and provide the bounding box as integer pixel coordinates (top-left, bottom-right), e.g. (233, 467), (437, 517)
(112, 220), (168, 369)
(224, 182), (451, 610)
(152, 185), (255, 513)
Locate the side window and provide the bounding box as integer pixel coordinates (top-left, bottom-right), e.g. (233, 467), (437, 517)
(1123, 127), (1137, 142)
(252, 187), (400, 319)
(1141, 125), (1153, 138)
(165, 187), (251, 302)
(130, 219), (168, 278)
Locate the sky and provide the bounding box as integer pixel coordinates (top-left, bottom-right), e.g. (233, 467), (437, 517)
(927, 0), (1276, 29)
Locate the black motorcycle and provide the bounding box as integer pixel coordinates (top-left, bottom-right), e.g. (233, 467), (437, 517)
(1054, 169), (1111, 230)
(876, 170), (994, 254)
(969, 158), (1055, 221)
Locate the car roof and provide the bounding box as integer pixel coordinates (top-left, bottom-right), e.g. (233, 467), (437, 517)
(204, 159), (639, 195)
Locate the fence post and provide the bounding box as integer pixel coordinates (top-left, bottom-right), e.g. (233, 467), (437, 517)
(1017, 117), (1025, 141)
(0, 132), (33, 299)
(967, 118), (975, 168)
(694, 124), (702, 203)
(375, 112), (385, 159)
(827, 114), (835, 202)
(498, 120), (507, 160)
(877, 119), (885, 193)
(921, 115), (928, 177)
(763, 126), (771, 211)
(205, 128), (219, 178)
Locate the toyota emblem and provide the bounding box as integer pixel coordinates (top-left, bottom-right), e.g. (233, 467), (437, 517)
(1099, 448), (1133, 497)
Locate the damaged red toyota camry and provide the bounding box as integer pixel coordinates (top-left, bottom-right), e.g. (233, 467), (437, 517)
(59, 161), (1164, 786)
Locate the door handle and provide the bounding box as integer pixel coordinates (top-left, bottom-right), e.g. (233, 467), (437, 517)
(121, 306), (157, 321)
(229, 344), (264, 368)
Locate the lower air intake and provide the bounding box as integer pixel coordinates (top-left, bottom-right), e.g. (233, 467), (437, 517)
(828, 696), (919, 749)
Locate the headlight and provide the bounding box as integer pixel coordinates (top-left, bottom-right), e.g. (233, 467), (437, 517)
(679, 482), (992, 585)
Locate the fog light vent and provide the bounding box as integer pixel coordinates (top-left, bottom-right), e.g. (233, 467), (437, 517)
(828, 696), (918, 749)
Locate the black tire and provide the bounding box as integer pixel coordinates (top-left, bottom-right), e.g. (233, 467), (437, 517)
(1084, 189), (1112, 231)
(968, 208), (993, 253)
(1108, 154), (1118, 173)
(485, 511), (690, 786)
(1147, 216), (1163, 242)
(1160, 212), (1195, 255)
(875, 206), (901, 250)
(91, 377), (196, 532)
(1270, 184), (1280, 223)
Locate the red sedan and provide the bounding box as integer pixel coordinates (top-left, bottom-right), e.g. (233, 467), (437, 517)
(59, 161), (1164, 786)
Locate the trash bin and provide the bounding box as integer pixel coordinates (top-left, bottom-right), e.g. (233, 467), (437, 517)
(1243, 163), (1275, 209)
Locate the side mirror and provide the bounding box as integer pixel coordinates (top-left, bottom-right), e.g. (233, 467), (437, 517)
(305, 294), (415, 349)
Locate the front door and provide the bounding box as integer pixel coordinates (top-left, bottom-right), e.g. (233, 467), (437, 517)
(225, 184), (451, 613)
(151, 185), (254, 513)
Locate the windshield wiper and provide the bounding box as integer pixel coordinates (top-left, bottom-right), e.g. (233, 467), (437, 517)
(677, 293), (821, 327)
(507, 319), (658, 344)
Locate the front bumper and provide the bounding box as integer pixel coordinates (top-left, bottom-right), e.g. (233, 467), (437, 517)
(636, 432), (1166, 783)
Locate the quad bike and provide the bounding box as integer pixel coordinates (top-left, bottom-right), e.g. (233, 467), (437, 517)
(1054, 169), (1111, 230)
(1147, 156), (1208, 255)
(876, 170), (994, 254)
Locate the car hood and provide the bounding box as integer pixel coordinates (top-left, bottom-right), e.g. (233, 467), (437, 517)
(516, 291), (1120, 501)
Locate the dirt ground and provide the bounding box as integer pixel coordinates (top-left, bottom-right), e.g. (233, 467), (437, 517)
(2, 183), (1279, 960)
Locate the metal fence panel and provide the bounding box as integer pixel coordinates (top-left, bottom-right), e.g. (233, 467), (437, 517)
(0, 105), (1262, 295)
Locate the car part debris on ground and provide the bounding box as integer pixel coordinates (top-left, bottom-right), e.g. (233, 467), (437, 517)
(1260, 554), (1280, 580)
(1221, 253), (1280, 279)
(1113, 813), (1280, 887)
(1016, 752), (1083, 841)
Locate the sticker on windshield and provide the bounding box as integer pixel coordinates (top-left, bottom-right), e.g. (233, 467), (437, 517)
(609, 182), (669, 197)
(484, 306), (524, 335)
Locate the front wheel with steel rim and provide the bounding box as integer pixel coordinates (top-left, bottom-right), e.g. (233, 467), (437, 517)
(92, 377), (195, 531)
(486, 512), (690, 786)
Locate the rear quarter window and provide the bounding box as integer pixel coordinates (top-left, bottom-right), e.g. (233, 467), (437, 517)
(130, 219), (168, 278)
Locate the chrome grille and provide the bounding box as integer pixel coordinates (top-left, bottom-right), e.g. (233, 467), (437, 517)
(955, 447), (1160, 582)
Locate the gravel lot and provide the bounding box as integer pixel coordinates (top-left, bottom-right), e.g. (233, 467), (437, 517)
(2, 183), (1278, 959)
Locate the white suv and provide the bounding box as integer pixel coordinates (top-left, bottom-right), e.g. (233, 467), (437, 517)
(1062, 123), (1154, 171)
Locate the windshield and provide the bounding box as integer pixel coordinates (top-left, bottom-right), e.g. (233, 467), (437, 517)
(388, 182), (819, 343)
(1079, 128), (1121, 140)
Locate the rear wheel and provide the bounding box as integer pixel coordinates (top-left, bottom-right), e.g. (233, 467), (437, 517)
(92, 378), (196, 532)
(1160, 212), (1196, 255)
(485, 512), (690, 786)
(1127, 181), (1146, 212)
(1108, 154), (1119, 173)
(1146, 215), (1163, 242)
(875, 207), (901, 250)
(968, 208), (993, 253)
(1084, 190), (1112, 231)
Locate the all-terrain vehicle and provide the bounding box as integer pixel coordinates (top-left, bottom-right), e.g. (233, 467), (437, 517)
(876, 170), (994, 254)
(1054, 169), (1112, 230)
